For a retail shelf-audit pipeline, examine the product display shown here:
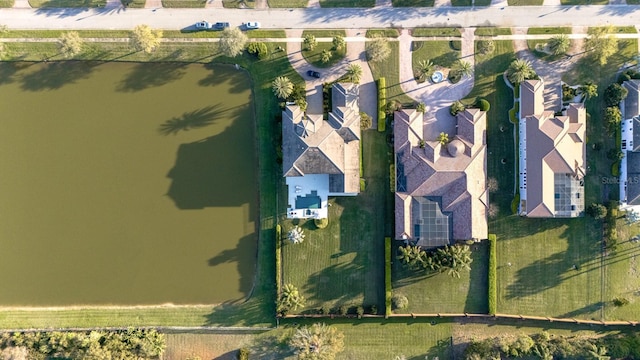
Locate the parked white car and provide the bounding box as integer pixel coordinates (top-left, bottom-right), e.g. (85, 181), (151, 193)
(244, 22), (261, 30)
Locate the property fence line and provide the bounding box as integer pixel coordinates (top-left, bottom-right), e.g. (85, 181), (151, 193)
(282, 313), (640, 326)
(0, 326), (274, 334)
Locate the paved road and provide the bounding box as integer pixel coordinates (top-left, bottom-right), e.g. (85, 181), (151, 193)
(0, 5), (638, 30)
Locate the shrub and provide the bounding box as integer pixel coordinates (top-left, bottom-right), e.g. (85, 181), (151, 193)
(562, 84), (577, 101)
(586, 203), (607, 220)
(604, 83), (628, 107)
(392, 294), (409, 310)
(612, 162), (620, 176)
(450, 101), (466, 116)
(385, 237), (392, 317)
(511, 192), (520, 214)
(360, 111), (372, 130)
(377, 78), (387, 132)
(370, 304), (378, 315)
(246, 42), (268, 59)
(275, 224), (282, 296)
(475, 98), (490, 112)
(338, 305), (349, 315)
(238, 348), (250, 360)
(356, 306), (364, 318)
(477, 39), (495, 55)
(488, 234), (497, 315)
(613, 297), (630, 306)
(314, 218), (329, 229)
(389, 164), (396, 193)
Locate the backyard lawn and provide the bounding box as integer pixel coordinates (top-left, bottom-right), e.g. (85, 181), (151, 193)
(281, 130), (388, 313)
(392, 242), (489, 314)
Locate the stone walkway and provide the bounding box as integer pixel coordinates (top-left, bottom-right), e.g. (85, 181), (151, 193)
(397, 28), (475, 140)
(284, 29), (378, 127)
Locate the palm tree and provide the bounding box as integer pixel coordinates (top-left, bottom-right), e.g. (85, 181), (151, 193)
(437, 132), (449, 145)
(321, 49), (332, 63)
(272, 76), (293, 99)
(507, 59), (535, 85)
(436, 245), (473, 278)
(454, 60), (473, 78)
(346, 63), (363, 84)
(287, 226), (305, 244)
(548, 34), (570, 55)
(303, 34), (317, 51)
(332, 35), (345, 51)
(397, 245), (425, 270)
(278, 283), (306, 314)
(290, 323), (345, 360)
(579, 81), (598, 101)
(586, 344), (610, 360)
(417, 59), (434, 81)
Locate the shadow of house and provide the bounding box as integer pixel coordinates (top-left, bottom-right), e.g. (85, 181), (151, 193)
(20, 61), (98, 91)
(166, 105), (256, 213)
(208, 233), (257, 299)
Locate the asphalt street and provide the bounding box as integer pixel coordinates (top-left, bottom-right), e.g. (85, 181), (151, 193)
(0, 5), (637, 30)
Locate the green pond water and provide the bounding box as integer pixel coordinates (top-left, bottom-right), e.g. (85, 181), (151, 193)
(0, 62), (258, 306)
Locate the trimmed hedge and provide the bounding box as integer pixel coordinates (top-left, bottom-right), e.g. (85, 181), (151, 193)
(488, 234), (497, 315)
(511, 192), (520, 214)
(360, 135), (364, 178)
(385, 237), (392, 317)
(377, 77), (387, 132)
(275, 224), (282, 296)
(509, 101), (519, 124)
(390, 164), (396, 193)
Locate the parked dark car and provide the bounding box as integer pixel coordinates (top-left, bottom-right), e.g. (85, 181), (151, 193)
(213, 22), (230, 30)
(307, 70), (321, 78)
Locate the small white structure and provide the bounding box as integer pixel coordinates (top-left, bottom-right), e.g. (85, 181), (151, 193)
(287, 226), (305, 244)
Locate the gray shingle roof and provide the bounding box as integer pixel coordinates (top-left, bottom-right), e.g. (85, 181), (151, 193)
(623, 80), (640, 119)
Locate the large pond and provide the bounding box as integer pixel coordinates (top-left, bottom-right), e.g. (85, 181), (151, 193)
(0, 62), (258, 306)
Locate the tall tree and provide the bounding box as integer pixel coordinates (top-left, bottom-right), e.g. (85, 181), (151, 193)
(277, 283), (306, 314)
(218, 27), (248, 58)
(548, 34), (570, 55)
(417, 59), (434, 81)
(579, 81), (598, 101)
(585, 26), (618, 66)
(366, 36), (391, 62)
(604, 106), (622, 134)
(130, 25), (162, 54)
(289, 323), (345, 360)
(507, 59), (535, 85)
(272, 76), (294, 99)
(303, 34), (317, 51)
(59, 31), (84, 58)
(346, 63), (363, 83)
(332, 35), (345, 51)
(604, 82), (628, 106)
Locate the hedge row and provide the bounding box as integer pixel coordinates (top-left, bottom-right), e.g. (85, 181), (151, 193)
(389, 164), (396, 193)
(385, 237), (392, 317)
(511, 192), (520, 214)
(359, 135), (364, 178)
(488, 234), (497, 315)
(377, 77), (386, 132)
(275, 224), (282, 296)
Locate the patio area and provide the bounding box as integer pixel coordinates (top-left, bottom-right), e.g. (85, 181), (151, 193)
(286, 174), (329, 219)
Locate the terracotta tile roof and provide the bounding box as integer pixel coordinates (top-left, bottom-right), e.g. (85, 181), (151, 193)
(394, 108), (488, 243)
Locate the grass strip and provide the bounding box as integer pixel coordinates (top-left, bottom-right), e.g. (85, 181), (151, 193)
(366, 29), (400, 38)
(474, 27), (512, 36)
(28, 0), (105, 6)
(488, 234), (497, 315)
(319, 0), (375, 6)
(161, 0), (206, 7)
(412, 27), (461, 37)
(267, 0), (307, 6)
(377, 77), (386, 132)
(385, 237), (392, 317)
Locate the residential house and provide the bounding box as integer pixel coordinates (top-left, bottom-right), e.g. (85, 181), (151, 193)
(518, 79), (586, 217)
(620, 80), (640, 211)
(281, 82), (360, 219)
(394, 108), (488, 248)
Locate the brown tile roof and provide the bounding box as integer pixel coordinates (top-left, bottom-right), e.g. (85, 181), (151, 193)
(394, 108), (488, 243)
(520, 80), (586, 217)
(282, 83), (361, 194)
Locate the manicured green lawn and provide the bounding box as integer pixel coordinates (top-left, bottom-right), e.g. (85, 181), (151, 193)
(366, 29), (400, 38)
(474, 28), (512, 36)
(268, 0), (307, 6)
(507, 0), (542, 4)
(281, 131), (388, 313)
(493, 217), (603, 319)
(301, 30), (347, 68)
(0, 0), (14, 6)
(561, 0), (607, 4)
(161, 0), (206, 6)
(412, 41), (460, 81)
(29, 0), (105, 6)
(527, 27), (573, 35)
(412, 28), (461, 37)
(392, 0), (434, 6)
(319, 0), (374, 6)
(450, 0), (471, 5)
(121, 0), (145, 7)
(605, 217), (640, 321)
(393, 242), (489, 314)
(368, 41), (415, 106)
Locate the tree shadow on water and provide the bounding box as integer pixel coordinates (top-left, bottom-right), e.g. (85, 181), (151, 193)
(20, 61), (98, 91)
(200, 63), (252, 95)
(166, 106), (256, 211)
(117, 61), (187, 92)
(158, 105), (225, 136)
